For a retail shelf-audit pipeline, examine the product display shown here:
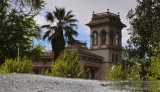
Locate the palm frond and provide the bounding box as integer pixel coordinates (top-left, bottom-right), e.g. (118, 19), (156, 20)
(70, 29), (78, 37)
(48, 33), (55, 42)
(41, 25), (50, 28)
(64, 26), (78, 37)
(67, 19), (78, 23)
(43, 30), (51, 40)
(50, 26), (58, 33)
(59, 8), (66, 20)
(45, 12), (54, 22)
(66, 14), (75, 19)
(70, 24), (78, 27)
(54, 7), (66, 22)
(54, 11), (58, 20)
(65, 10), (73, 18)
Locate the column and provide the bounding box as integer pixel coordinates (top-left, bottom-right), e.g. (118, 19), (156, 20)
(106, 27), (110, 48)
(119, 31), (122, 48)
(98, 32), (101, 48)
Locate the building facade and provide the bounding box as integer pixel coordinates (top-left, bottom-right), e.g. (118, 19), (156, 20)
(32, 51), (53, 75)
(32, 10), (126, 80)
(86, 10), (126, 79)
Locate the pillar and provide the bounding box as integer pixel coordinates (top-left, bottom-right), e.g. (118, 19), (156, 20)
(98, 32), (101, 48)
(90, 34), (93, 49)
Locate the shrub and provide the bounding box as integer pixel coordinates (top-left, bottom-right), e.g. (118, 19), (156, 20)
(107, 65), (123, 80)
(0, 59), (32, 73)
(144, 43), (160, 80)
(107, 59), (141, 81)
(46, 50), (86, 78)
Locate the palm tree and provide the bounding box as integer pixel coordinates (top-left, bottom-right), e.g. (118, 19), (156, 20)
(42, 7), (78, 61)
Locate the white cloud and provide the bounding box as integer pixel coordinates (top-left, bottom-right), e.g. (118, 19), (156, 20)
(34, 14), (46, 26)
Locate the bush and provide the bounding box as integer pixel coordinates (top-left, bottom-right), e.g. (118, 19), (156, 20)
(46, 50), (86, 78)
(144, 43), (160, 80)
(107, 65), (123, 80)
(107, 58), (141, 81)
(0, 59), (32, 73)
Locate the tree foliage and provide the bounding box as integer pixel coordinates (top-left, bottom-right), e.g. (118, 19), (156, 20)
(0, 9), (41, 60)
(108, 64), (141, 81)
(15, 0), (45, 11)
(42, 7), (78, 60)
(46, 50), (85, 78)
(0, 59), (32, 73)
(26, 44), (45, 59)
(0, 0), (45, 64)
(146, 43), (160, 80)
(108, 55), (160, 81)
(1, 0), (45, 13)
(127, 0), (160, 58)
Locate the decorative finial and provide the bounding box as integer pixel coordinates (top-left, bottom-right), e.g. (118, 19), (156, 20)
(93, 11), (95, 14)
(118, 12), (120, 15)
(107, 9), (109, 12)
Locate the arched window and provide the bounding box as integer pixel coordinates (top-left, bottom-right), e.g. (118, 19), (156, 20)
(93, 31), (98, 46)
(115, 32), (119, 46)
(110, 31), (113, 45)
(100, 30), (106, 45)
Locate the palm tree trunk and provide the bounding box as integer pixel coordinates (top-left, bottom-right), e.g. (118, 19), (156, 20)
(51, 31), (65, 61)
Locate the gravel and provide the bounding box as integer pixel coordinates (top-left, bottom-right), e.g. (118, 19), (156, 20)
(0, 73), (127, 92)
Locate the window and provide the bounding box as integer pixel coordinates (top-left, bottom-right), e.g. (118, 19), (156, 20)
(110, 31), (113, 45)
(112, 53), (114, 62)
(100, 30), (106, 45)
(93, 32), (98, 45)
(115, 32), (119, 46)
(116, 54), (118, 62)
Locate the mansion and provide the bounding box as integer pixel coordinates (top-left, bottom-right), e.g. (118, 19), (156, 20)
(32, 10), (126, 80)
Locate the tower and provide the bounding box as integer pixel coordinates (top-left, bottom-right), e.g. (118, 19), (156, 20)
(86, 10), (126, 79)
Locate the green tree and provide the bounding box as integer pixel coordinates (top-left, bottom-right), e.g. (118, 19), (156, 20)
(0, 9), (41, 59)
(46, 50), (85, 78)
(2, 0), (45, 12)
(127, 0), (160, 58)
(146, 43), (160, 80)
(16, 0), (45, 10)
(122, 47), (130, 61)
(26, 44), (45, 59)
(0, 59), (32, 73)
(42, 7), (78, 60)
(108, 65), (123, 80)
(108, 58), (141, 81)
(0, 0), (45, 64)
(0, 9), (43, 65)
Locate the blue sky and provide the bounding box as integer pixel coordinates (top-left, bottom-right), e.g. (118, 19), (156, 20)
(34, 0), (137, 50)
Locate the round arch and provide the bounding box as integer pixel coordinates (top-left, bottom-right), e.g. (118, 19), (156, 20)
(100, 30), (106, 45)
(93, 31), (98, 46)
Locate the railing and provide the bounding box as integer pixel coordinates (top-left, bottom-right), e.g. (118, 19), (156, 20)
(93, 12), (119, 18)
